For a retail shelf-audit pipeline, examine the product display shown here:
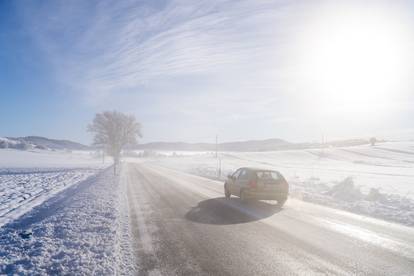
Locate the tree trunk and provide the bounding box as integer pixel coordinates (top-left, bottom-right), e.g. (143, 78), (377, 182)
(113, 155), (120, 175)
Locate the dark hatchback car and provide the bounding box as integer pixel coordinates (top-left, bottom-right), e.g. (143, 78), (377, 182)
(224, 167), (289, 206)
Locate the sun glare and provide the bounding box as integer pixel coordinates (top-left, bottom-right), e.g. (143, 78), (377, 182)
(296, 4), (413, 115)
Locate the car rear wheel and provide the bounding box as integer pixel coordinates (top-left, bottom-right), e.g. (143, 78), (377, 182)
(276, 198), (286, 208)
(224, 185), (231, 199)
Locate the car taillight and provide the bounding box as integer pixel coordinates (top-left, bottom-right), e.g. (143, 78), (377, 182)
(249, 180), (257, 189)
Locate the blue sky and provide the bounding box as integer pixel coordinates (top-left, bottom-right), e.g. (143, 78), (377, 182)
(1, 0), (414, 144)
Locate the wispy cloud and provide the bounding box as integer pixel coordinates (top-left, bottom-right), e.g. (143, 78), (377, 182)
(20, 0), (300, 100)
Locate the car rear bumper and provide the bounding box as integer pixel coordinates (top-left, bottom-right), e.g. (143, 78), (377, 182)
(243, 190), (287, 200)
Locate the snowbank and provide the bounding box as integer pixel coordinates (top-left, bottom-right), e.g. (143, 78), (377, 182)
(0, 148), (111, 227)
(292, 177), (414, 226)
(0, 166), (135, 275)
(0, 168), (99, 227)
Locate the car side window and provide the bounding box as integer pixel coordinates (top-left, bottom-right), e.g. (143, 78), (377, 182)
(232, 169), (241, 179)
(271, 172), (280, 180)
(238, 169), (249, 180)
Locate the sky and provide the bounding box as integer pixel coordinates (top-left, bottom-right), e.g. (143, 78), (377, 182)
(1, 0), (414, 144)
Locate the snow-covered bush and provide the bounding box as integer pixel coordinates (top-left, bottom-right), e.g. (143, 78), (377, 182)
(327, 177), (363, 202)
(34, 144), (48, 150)
(370, 137), (377, 146)
(365, 188), (385, 202)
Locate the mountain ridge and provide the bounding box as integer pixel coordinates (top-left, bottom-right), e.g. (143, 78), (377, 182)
(0, 136), (371, 152)
(1, 136), (90, 150)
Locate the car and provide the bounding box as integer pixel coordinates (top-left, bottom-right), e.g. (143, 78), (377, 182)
(224, 167), (289, 206)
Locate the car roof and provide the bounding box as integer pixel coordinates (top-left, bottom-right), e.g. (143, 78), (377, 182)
(239, 167), (279, 173)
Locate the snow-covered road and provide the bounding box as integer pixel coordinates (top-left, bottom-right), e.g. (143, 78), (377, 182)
(124, 161), (414, 275)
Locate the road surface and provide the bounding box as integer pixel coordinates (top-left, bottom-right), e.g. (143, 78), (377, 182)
(123, 162), (414, 275)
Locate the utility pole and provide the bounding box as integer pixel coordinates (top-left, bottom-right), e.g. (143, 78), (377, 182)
(218, 158), (222, 179)
(215, 135), (218, 159)
(215, 135), (221, 179)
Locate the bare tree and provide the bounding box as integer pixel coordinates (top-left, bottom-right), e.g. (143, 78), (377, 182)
(88, 111), (142, 174)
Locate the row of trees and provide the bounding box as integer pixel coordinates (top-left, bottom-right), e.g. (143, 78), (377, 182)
(0, 139), (31, 150)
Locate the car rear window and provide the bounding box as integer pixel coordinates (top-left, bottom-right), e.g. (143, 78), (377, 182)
(256, 171), (280, 180)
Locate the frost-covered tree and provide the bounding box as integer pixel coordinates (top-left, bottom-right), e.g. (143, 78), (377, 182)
(88, 111), (142, 174)
(0, 140), (8, 149)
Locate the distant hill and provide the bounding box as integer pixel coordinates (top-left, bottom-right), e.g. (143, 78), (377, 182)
(0, 135), (372, 152)
(1, 136), (90, 151)
(135, 138), (371, 152)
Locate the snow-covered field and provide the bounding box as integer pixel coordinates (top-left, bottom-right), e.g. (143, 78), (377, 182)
(139, 141), (414, 226)
(0, 149), (110, 228)
(0, 148), (106, 168)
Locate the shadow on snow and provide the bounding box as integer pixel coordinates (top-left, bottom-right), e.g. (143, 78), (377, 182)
(185, 197), (283, 225)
